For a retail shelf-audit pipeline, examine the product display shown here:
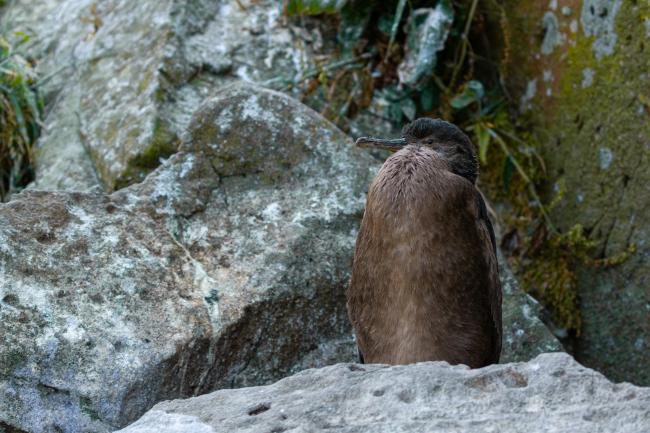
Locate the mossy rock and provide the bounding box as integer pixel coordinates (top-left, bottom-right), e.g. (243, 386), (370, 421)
(502, 0), (650, 385)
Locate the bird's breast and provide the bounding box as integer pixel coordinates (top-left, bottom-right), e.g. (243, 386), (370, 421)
(349, 145), (494, 365)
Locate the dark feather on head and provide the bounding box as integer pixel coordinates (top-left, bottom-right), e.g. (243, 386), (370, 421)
(402, 118), (479, 183)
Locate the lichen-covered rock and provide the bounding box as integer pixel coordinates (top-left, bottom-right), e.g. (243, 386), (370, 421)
(503, 0), (650, 385)
(118, 352), (650, 433)
(0, 83), (374, 433)
(3, 0), (321, 191)
(0, 83), (559, 433)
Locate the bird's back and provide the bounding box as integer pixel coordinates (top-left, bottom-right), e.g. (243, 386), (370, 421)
(348, 145), (501, 367)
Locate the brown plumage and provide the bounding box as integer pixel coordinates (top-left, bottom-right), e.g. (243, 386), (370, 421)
(347, 118), (501, 368)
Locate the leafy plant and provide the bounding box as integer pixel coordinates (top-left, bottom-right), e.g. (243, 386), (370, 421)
(284, 0), (348, 16)
(0, 33), (42, 201)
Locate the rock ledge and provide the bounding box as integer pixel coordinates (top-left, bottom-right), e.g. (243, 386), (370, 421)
(119, 353), (650, 433)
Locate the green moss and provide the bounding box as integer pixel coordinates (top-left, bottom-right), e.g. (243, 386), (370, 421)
(284, 0), (342, 16)
(113, 120), (179, 190)
(541, 0), (649, 249)
(520, 225), (599, 334)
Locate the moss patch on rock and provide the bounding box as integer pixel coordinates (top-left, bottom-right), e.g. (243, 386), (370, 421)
(114, 120), (179, 190)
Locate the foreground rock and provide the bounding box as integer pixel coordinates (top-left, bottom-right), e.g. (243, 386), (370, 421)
(0, 83), (559, 433)
(119, 353), (650, 433)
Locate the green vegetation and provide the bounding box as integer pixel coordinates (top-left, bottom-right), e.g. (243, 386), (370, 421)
(283, 0), (633, 337)
(284, 0), (346, 16)
(0, 32), (42, 201)
(113, 120), (179, 190)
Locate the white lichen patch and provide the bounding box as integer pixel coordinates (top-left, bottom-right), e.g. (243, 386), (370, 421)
(179, 153), (195, 179)
(62, 316), (85, 343)
(65, 206), (95, 240)
(599, 147), (614, 170)
(581, 68), (595, 88)
(522, 303), (534, 321)
(262, 202), (282, 222)
(99, 225), (121, 249)
(183, 222), (209, 248)
(520, 79), (538, 111)
(634, 337), (645, 351)
(543, 70), (554, 82)
(240, 94), (282, 129)
(0, 230), (13, 255)
(581, 0), (622, 59)
(541, 12), (563, 55)
(214, 107), (235, 135)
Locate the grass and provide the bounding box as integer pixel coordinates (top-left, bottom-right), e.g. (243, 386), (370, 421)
(0, 32), (42, 201)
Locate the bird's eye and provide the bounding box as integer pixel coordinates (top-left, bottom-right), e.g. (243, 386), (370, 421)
(426, 139), (434, 145)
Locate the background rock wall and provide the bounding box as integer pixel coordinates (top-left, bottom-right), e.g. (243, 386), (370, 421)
(502, 0), (650, 384)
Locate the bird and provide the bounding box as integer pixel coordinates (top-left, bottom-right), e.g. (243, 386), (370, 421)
(347, 117), (501, 368)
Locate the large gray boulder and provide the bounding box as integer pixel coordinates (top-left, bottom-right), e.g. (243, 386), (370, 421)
(0, 83), (560, 433)
(118, 352), (650, 433)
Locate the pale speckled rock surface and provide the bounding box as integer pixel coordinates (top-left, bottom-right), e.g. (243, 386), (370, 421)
(118, 352), (650, 433)
(0, 83), (560, 433)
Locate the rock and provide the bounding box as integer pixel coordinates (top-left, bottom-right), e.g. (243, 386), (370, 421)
(3, 0), (323, 191)
(502, 0), (650, 384)
(499, 255), (562, 362)
(118, 352), (650, 433)
(0, 83), (559, 433)
(0, 83), (375, 432)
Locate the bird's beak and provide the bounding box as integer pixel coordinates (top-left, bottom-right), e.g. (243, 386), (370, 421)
(355, 137), (407, 152)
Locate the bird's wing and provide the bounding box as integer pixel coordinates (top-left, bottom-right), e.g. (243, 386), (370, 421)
(475, 191), (497, 257)
(474, 189), (502, 363)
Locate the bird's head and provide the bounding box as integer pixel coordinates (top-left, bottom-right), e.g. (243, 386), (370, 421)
(356, 118), (479, 184)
